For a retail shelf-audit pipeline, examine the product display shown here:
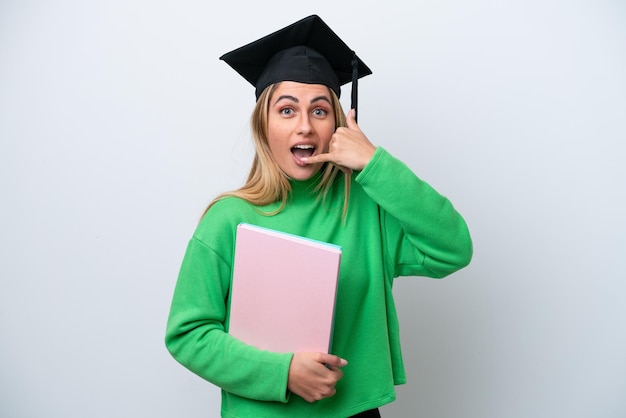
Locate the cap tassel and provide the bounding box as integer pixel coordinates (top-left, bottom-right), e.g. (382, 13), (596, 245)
(351, 52), (358, 123)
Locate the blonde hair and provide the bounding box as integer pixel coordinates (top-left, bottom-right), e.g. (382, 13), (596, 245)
(202, 82), (350, 218)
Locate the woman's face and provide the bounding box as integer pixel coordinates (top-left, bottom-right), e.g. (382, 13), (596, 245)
(267, 81), (336, 180)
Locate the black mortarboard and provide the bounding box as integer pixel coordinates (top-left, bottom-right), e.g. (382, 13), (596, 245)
(220, 15), (372, 119)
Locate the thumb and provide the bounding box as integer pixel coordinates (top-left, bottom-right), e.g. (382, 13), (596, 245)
(321, 354), (348, 368)
(346, 108), (360, 131)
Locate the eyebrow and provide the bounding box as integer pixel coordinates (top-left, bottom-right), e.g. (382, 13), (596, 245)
(273, 95), (332, 106)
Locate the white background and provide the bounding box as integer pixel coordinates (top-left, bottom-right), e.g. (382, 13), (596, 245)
(1, 1), (625, 417)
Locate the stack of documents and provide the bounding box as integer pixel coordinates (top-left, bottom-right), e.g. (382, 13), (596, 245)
(229, 223), (342, 353)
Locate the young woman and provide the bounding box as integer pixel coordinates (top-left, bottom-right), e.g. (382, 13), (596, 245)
(165, 15), (472, 418)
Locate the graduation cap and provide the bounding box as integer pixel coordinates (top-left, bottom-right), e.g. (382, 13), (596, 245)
(220, 15), (372, 120)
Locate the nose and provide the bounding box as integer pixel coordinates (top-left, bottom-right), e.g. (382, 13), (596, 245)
(297, 114), (313, 136)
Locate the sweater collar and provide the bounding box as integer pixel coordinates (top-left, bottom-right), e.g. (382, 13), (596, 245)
(289, 170), (323, 198)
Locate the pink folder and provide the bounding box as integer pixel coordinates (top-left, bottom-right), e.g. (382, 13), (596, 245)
(228, 223), (342, 354)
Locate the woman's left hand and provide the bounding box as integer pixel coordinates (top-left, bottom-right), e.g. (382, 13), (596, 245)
(301, 108), (376, 173)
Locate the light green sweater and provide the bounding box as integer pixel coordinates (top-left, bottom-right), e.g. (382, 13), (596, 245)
(165, 147), (472, 417)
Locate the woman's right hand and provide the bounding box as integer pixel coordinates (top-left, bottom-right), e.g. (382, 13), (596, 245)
(287, 352), (348, 403)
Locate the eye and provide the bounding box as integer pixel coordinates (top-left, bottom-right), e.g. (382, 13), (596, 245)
(312, 108), (328, 117)
(280, 107), (294, 116)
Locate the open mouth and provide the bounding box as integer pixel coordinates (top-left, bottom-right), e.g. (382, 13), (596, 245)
(291, 144), (316, 163)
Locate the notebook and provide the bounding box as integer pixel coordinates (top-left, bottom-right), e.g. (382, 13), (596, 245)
(228, 223), (342, 354)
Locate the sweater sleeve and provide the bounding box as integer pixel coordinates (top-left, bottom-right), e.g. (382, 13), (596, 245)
(355, 147), (473, 279)
(165, 234), (293, 402)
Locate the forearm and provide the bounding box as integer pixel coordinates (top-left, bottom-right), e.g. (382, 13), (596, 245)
(356, 147), (473, 277)
(166, 319), (292, 401)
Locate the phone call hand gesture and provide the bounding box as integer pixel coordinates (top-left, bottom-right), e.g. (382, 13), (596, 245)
(302, 109), (376, 174)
